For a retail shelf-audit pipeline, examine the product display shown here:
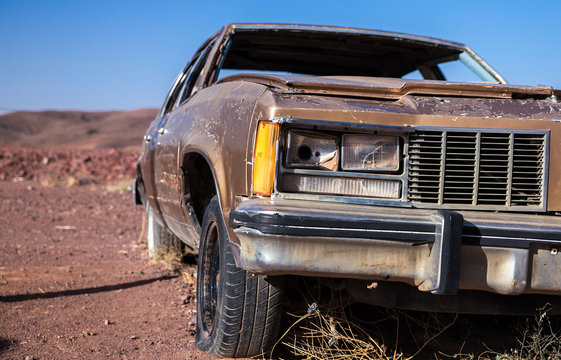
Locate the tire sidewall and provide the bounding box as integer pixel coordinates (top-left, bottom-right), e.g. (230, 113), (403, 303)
(195, 197), (229, 354)
(146, 202), (159, 258)
(146, 202), (182, 258)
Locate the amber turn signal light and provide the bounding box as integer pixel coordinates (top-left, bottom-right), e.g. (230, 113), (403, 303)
(253, 121), (279, 196)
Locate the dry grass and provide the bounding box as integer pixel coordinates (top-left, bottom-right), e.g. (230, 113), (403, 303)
(106, 178), (133, 193)
(273, 281), (459, 360)
(34, 174), (98, 187)
(515, 306), (561, 359)
(271, 280), (561, 360)
(277, 307), (459, 360)
(476, 305), (561, 360)
(152, 247), (184, 268)
(278, 306), (403, 360)
(136, 208), (190, 271)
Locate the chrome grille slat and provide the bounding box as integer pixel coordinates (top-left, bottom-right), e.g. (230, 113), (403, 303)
(407, 129), (547, 211)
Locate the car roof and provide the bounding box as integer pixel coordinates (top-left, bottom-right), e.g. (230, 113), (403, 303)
(224, 23), (467, 50)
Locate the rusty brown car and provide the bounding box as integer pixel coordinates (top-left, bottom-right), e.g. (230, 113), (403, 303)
(134, 23), (561, 358)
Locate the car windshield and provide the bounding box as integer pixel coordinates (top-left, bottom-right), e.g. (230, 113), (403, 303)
(215, 27), (503, 83)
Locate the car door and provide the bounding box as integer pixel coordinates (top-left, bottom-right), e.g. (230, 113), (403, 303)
(152, 42), (214, 235)
(141, 68), (185, 212)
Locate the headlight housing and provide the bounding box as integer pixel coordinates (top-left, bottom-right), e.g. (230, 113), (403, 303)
(341, 134), (399, 171)
(285, 130), (338, 171)
(254, 119), (405, 200)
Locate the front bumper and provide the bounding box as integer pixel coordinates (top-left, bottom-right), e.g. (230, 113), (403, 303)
(229, 198), (561, 297)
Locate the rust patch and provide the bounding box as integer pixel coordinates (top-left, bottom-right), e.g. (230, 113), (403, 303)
(160, 172), (180, 191)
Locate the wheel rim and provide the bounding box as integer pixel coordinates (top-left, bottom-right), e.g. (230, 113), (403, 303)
(201, 221), (220, 336)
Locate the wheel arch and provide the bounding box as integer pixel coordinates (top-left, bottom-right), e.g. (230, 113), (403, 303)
(180, 148), (221, 231)
(133, 163), (146, 206)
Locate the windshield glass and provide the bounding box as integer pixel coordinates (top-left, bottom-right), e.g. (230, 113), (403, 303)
(403, 52), (499, 83)
(215, 29), (503, 83)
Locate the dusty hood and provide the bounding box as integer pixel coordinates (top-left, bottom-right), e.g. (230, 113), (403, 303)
(220, 73), (559, 101)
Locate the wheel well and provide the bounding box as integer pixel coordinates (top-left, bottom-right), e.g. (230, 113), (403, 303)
(135, 164), (146, 205)
(181, 153), (217, 226)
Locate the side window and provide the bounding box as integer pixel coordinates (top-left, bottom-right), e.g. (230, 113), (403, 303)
(161, 37), (216, 115)
(162, 72), (188, 115)
(178, 43), (214, 105)
(171, 62), (197, 110)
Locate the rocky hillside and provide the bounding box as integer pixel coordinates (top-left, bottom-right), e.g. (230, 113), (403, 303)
(0, 108), (158, 184)
(0, 108), (157, 149)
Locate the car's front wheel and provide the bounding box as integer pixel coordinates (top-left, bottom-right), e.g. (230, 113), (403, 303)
(195, 196), (284, 358)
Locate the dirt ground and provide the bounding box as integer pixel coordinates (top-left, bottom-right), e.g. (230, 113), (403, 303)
(0, 179), (532, 360)
(0, 181), (215, 360)
(1, 143), (559, 360)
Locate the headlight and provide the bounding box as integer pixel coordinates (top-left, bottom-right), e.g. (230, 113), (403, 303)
(341, 134), (399, 171)
(285, 130), (338, 171)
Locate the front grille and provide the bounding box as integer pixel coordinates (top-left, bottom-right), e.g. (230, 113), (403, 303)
(408, 129), (547, 211)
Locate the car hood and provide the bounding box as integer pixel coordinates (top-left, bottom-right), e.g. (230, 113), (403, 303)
(219, 73), (560, 101)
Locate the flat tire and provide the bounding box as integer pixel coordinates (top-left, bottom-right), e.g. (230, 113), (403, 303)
(195, 196), (283, 358)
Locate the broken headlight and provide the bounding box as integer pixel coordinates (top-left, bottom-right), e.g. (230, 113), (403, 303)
(285, 130), (338, 171)
(341, 134), (399, 171)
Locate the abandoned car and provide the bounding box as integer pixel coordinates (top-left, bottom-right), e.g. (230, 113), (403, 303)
(134, 23), (561, 358)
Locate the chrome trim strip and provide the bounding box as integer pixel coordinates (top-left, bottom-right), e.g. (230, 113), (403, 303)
(409, 203), (545, 211)
(272, 192), (412, 207)
(463, 234), (561, 245)
(283, 168), (405, 180)
(543, 133), (551, 209)
(438, 131), (447, 206)
(507, 133), (514, 206)
(413, 126), (549, 134)
(473, 132), (481, 206)
(276, 117), (414, 134)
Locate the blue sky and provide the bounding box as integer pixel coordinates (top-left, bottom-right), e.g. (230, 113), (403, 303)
(1, 0), (560, 113)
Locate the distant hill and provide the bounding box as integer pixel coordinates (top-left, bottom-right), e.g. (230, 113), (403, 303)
(0, 108), (158, 149)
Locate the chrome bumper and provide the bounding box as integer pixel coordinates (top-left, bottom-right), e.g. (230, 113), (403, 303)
(229, 198), (561, 296)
